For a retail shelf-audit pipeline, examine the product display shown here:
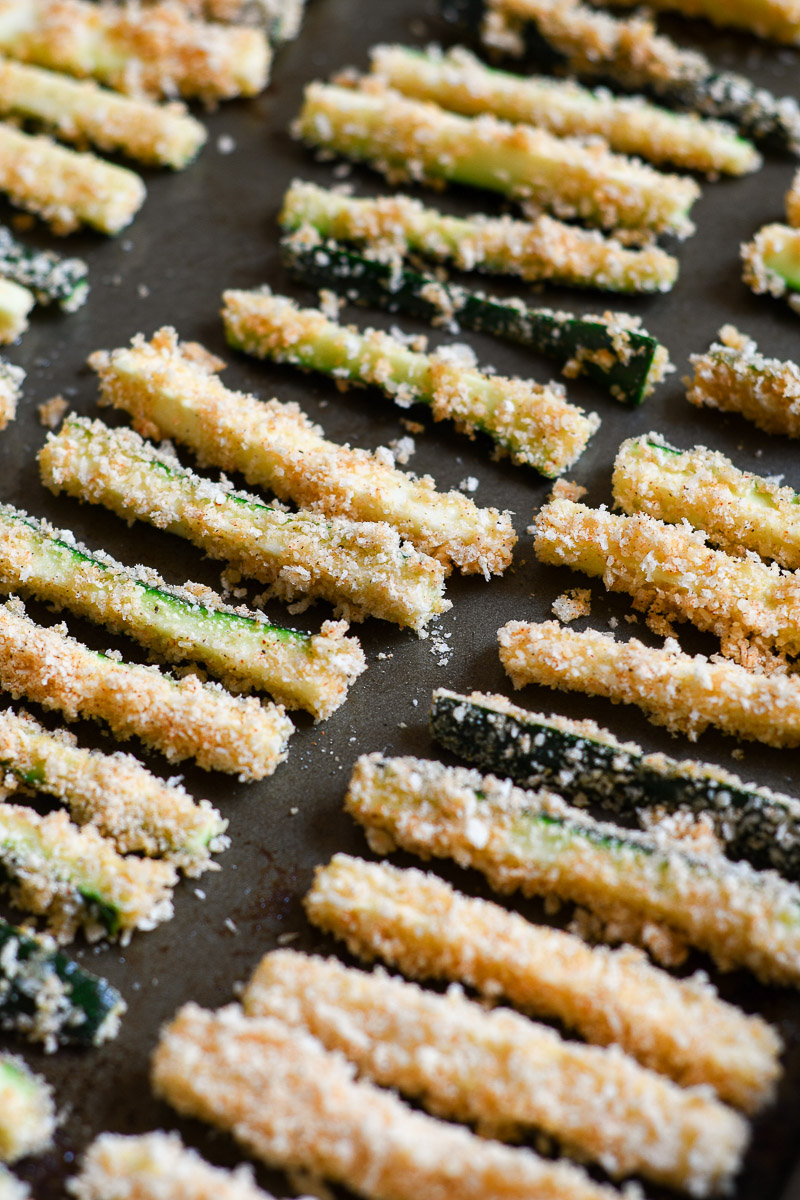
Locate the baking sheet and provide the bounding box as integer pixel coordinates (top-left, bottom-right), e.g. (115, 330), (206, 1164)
(3, 1), (800, 1195)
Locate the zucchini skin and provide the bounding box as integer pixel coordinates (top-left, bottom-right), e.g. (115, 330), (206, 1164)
(430, 688), (800, 877)
(282, 236), (666, 405)
(0, 226), (87, 311)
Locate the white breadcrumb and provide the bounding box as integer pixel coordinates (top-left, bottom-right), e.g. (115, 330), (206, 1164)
(552, 588), (592, 623)
(37, 394), (68, 429)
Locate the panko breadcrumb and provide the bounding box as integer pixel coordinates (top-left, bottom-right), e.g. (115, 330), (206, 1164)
(0, 360), (23, 430)
(686, 325), (800, 438)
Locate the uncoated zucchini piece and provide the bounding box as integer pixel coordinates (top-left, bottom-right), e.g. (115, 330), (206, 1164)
(295, 81), (700, 237)
(40, 417), (450, 633)
(686, 324), (800, 438)
(0, 0), (271, 102)
(0, 597), (293, 779)
(0, 917), (125, 1048)
(613, 433), (800, 570)
(90, 327), (517, 576)
(280, 180), (680, 294)
(305, 854), (782, 1111)
(0, 279), (33, 345)
(0, 359), (23, 431)
(281, 235), (669, 405)
(0, 59), (206, 169)
(430, 688), (800, 877)
(222, 287), (600, 477)
(0, 1056), (55, 1163)
(742, 224), (800, 315)
(370, 44), (760, 176)
(498, 619), (800, 747)
(591, 0), (800, 46)
(0, 501), (365, 720)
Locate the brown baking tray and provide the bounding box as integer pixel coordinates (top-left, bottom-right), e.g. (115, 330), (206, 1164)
(3, 1), (800, 1195)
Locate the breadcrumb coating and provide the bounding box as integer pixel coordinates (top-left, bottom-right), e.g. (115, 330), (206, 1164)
(306, 855), (781, 1111)
(787, 168), (800, 225)
(686, 325), (800, 438)
(0, 1055), (55, 1163)
(0, 1166), (29, 1200)
(742, 223), (800, 308)
(156, 0), (307, 40)
(594, 0), (800, 45)
(0, 280), (33, 346)
(0, 360), (23, 431)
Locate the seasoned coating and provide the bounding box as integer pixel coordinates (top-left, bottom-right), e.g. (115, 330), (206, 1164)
(0, 707), (225, 872)
(91, 328), (516, 576)
(686, 325), (800, 438)
(499, 619), (800, 747)
(0, 597), (292, 779)
(0, 0), (271, 102)
(152, 1002), (625, 1200)
(0, 1056), (55, 1163)
(0, 360), (22, 431)
(222, 287), (600, 478)
(305, 854), (781, 1111)
(295, 81), (700, 237)
(592, 0), (800, 45)
(244, 949), (748, 1194)
(370, 44), (760, 176)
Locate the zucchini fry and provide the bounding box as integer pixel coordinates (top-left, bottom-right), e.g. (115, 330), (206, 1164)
(430, 688), (800, 877)
(0, 227), (87, 311)
(40, 417), (450, 633)
(591, 0), (800, 45)
(370, 44), (760, 176)
(0, 0), (271, 103)
(0, 360), (22, 430)
(152, 1002), (625, 1200)
(244, 949), (748, 1194)
(347, 754), (800, 985)
(222, 287), (600, 477)
(90, 328), (516, 576)
(156, 0), (307, 41)
(0, 60), (206, 169)
(498, 619), (800, 747)
(0, 123), (145, 235)
(0, 1056), (54, 1163)
(0, 597), (293, 779)
(686, 325), (800, 437)
(0, 706), (226, 871)
(305, 854), (781, 1111)
(0, 280), (33, 344)
(613, 434), (800, 571)
(743, 226), (800, 314)
(280, 180), (679, 294)
(295, 81), (700, 237)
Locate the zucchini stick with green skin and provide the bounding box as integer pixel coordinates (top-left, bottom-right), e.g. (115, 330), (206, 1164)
(0, 917), (125, 1048)
(0, 1057), (54, 1163)
(613, 434), (800, 570)
(280, 181), (680, 295)
(370, 44), (760, 176)
(686, 324), (800, 438)
(742, 225), (800, 316)
(222, 287), (600, 477)
(91, 328), (516, 577)
(0, 59), (206, 170)
(282, 235), (669, 405)
(0, 501), (365, 720)
(245, 949), (748, 1195)
(498, 619), (800, 747)
(348, 753), (800, 986)
(0, 707), (226, 871)
(152, 1003), (626, 1200)
(40, 417), (450, 633)
(591, 0), (800, 46)
(305, 854), (782, 1111)
(295, 81), (700, 237)
(0, 0), (271, 103)
(0, 123), (145, 235)
(0, 227), (87, 312)
(430, 688), (800, 877)
(0, 598), (293, 779)
(0, 280), (32, 344)
(155, 0), (307, 41)
(0, 360), (23, 431)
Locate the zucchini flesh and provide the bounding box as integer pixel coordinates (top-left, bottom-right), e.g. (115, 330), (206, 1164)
(295, 81), (700, 236)
(222, 286), (600, 477)
(0, 279), (32, 345)
(743, 223), (800, 312)
(686, 324), (800, 438)
(0, 225), (87, 311)
(431, 688), (800, 877)
(0, 917), (125, 1048)
(282, 234), (667, 405)
(0, 1056), (54, 1163)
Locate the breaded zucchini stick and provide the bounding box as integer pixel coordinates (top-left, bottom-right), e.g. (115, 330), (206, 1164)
(742, 224), (800, 313)
(244, 949), (748, 1194)
(0, 227), (87, 311)
(295, 81), (700, 237)
(306, 855), (781, 1111)
(613, 434), (800, 570)
(153, 0), (307, 41)
(0, 360), (23, 430)
(280, 180), (680, 295)
(347, 754), (800, 985)
(0, 1056), (54, 1163)
(152, 1002), (626, 1200)
(0, 123), (145, 235)
(534, 497), (800, 660)
(686, 324), (800, 437)
(40, 417), (450, 633)
(370, 44), (760, 176)
(222, 288), (600, 477)
(0, 707), (226, 872)
(0, 0), (271, 102)
(0, 597), (293, 779)
(498, 619), (800, 747)
(593, 0), (800, 45)
(0, 60), (206, 169)
(90, 328), (516, 576)
(0, 280), (33, 345)
(787, 168), (800, 226)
